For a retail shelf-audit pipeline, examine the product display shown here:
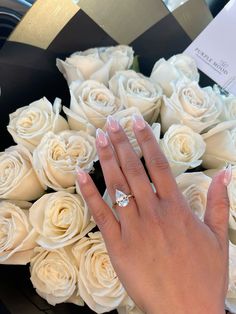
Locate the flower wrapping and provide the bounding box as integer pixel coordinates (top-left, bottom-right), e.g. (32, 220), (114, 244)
(0, 0), (225, 314)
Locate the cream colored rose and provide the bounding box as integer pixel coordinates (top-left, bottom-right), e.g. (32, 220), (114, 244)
(109, 70), (162, 124)
(72, 232), (128, 313)
(150, 58), (184, 97)
(33, 130), (97, 192)
(0, 145), (44, 200)
(159, 124), (206, 176)
(221, 95), (236, 121)
(0, 200), (37, 264)
(63, 80), (122, 133)
(30, 247), (82, 306)
(151, 122), (161, 141)
(56, 45), (134, 86)
(113, 107), (143, 156)
(150, 54), (199, 97)
(168, 54), (200, 82)
(214, 86), (236, 122)
(29, 191), (95, 249)
(160, 80), (222, 133)
(176, 172), (211, 220)
(202, 120), (236, 169)
(7, 97), (69, 152)
(225, 241), (236, 313)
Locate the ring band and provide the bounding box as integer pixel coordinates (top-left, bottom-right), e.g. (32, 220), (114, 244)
(113, 189), (134, 208)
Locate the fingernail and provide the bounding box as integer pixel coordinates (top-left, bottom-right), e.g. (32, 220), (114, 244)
(96, 128), (109, 147)
(107, 115), (120, 132)
(132, 113), (146, 131)
(223, 164), (232, 186)
(76, 167), (87, 184)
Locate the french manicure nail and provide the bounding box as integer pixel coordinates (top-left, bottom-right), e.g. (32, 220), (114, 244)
(132, 113), (146, 130)
(96, 128), (109, 147)
(76, 167), (87, 184)
(223, 164), (232, 186)
(107, 115), (120, 132)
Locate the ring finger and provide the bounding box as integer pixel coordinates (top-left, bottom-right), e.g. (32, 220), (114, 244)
(96, 128), (139, 227)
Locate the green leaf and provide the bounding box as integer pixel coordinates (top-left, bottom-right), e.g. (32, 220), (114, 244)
(130, 55), (140, 72)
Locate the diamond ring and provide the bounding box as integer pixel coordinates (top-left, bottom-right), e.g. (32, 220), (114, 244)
(113, 189), (134, 208)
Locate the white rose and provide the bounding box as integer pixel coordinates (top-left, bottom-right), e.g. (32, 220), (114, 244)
(151, 122), (161, 141)
(221, 95), (236, 121)
(56, 45), (134, 86)
(63, 80), (122, 133)
(159, 124), (206, 176)
(203, 168), (220, 178)
(176, 172), (211, 220)
(109, 70), (162, 124)
(150, 58), (183, 97)
(160, 80), (222, 133)
(214, 85), (236, 122)
(0, 145), (44, 200)
(7, 97), (69, 152)
(72, 232), (128, 313)
(0, 200), (37, 264)
(29, 191), (95, 249)
(226, 241), (236, 313)
(30, 247), (82, 306)
(202, 120), (236, 169)
(33, 130), (97, 192)
(113, 107), (143, 157)
(168, 54), (200, 82)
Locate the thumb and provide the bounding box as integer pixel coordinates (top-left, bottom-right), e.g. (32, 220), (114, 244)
(204, 166), (231, 245)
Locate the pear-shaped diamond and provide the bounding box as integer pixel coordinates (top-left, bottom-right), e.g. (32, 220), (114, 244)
(115, 189), (129, 207)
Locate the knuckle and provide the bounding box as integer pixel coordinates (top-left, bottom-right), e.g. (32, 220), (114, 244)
(150, 210), (163, 227)
(112, 131), (126, 145)
(159, 198), (192, 225)
(124, 158), (144, 176)
(180, 207), (193, 226)
(208, 192), (230, 211)
(140, 131), (153, 146)
(112, 183), (129, 195)
(147, 155), (170, 172)
(222, 194), (230, 209)
(82, 185), (95, 200)
(148, 214), (166, 238)
(99, 148), (113, 162)
(94, 209), (111, 229)
(217, 199), (230, 212)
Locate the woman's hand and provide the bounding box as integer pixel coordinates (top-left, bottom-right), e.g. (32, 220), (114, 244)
(77, 114), (231, 314)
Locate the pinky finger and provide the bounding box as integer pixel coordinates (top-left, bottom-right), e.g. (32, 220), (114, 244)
(76, 168), (121, 249)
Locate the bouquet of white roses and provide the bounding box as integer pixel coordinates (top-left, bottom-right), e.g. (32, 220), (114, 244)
(1, 44), (236, 314)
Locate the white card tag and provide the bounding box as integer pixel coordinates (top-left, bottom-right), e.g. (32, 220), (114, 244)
(185, 0), (236, 96)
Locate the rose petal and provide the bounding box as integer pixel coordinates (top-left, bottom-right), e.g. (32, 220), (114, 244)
(29, 191), (95, 249)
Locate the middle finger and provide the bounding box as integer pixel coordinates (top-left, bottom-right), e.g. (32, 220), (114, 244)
(106, 116), (157, 212)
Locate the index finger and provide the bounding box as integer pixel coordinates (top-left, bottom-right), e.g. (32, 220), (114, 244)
(76, 168), (121, 251)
